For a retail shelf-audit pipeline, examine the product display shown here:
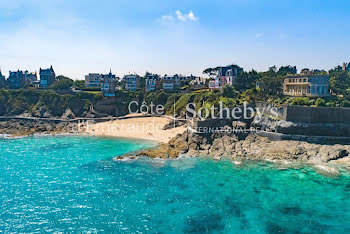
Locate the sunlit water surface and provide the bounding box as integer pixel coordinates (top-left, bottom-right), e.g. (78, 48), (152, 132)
(0, 136), (349, 233)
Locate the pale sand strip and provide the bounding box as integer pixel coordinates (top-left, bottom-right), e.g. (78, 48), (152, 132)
(86, 114), (187, 143)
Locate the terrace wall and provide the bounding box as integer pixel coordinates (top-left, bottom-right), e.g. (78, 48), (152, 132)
(284, 105), (350, 124)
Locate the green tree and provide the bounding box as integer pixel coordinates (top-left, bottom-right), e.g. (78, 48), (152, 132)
(221, 85), (238, 98)
(235, 70), (260, 91)
(50, 76), (74, 90)
(256, 75), (284, 96)
(277, 65), (297, 76)
(74, 80), (85, 89)
(203, 64), (243, 78)
(202, 67), (218, 78)
(329, 71), (350, 95)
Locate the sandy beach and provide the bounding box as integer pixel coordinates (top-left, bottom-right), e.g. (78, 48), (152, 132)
(86, 114), (187, 143)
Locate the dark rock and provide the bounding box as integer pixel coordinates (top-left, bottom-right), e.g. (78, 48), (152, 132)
(265, 222), (288, 234)
(162, 119), (187, 130)
(61, 108), (76, 119)
(279, 206), (303, 216)
(184, 213), (224, 233)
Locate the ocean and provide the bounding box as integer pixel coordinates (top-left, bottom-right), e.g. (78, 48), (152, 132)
(0, 136), (349, 233)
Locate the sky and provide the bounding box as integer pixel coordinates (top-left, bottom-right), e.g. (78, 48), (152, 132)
(0, 0), (349, 79)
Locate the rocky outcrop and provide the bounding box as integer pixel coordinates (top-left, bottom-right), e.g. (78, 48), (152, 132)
(134, 131), (350, 167)
(32, 106), (52, 118)
(0, 119), (85, 137)
(61, 108), (76, 119)
(162, 119), (187, 130)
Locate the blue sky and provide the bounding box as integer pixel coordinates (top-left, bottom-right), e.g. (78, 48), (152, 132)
(0, 0), (349, 79)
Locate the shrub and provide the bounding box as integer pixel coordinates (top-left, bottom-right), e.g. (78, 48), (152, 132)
(0, 89), (92, 117)
(326, 102), (336, 107)
(315, 98), (326, 107)
(164, 93), (181, 113)
(340, 100), (350, 107)
(291, 97), (309, 106)
(308, 99), (316, 106)
(155, 92), (169, 105)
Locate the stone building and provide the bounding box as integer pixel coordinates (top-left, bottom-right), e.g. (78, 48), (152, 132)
(101, 70), (116, 96)
(8, 70), (25, 89)
(40, 66), (56, 88)
(209, 66), (243, 90)
(24, 71), (37, 85)
(8, 70), (38, 89)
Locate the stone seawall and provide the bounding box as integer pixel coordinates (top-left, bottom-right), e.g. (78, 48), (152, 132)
(284, 105), (350, 124)
(191, 103), (350, 141)
(256, 131), (350, 145)
(256, 103), (350, 124)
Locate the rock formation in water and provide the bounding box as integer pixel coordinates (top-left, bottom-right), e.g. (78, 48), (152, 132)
(135, 130), (350, 167)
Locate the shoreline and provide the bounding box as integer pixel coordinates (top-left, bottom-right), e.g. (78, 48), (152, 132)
(85, 114), (187, 143)
(0, 131), (160, 146)
(0, 114), (186, 144)
(2, 116), (350, 176)
(114, 153), (350, 178)
(0, 132), (88, 139)
(124, 131), (350, 176)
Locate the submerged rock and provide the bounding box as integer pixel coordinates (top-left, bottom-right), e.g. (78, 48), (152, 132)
(113, 155), (137, 161)
(184, 213), (225, 233)
(314, 164), (340, 177)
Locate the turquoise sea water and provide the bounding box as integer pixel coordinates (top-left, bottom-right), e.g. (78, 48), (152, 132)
(0, 136), (350, 233)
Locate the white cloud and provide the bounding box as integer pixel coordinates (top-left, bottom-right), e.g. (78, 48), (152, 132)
(174, 10), (199, 22)
(160, 15), (174, 24)
(187, 11), (198, 21)
(175, 10), (187, 22)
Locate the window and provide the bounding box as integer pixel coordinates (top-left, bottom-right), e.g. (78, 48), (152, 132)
(317, 86), (321, 94)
